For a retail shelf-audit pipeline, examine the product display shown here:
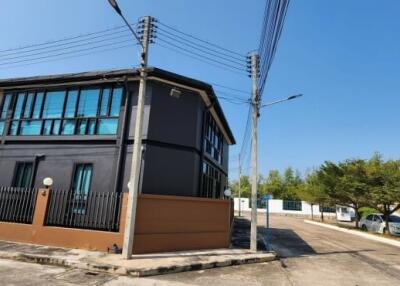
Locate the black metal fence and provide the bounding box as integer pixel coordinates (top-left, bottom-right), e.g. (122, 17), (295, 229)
(45, 190), (122, 232)
(0, 187), (38, 224)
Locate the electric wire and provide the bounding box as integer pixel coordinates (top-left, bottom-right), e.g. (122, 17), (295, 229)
(0, 24), (127, 54)
(156, 38), (246, 72)
(155, 42), (248, 76)
(157, 31), (246, 66)
(157, 21), (247, 58)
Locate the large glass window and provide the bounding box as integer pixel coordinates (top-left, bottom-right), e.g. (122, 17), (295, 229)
(1, 93), (12, 119)
(19, 120), (42, 135)
(201, 161), (224, 198)
(13, 93), (25, 119)
(73, 164), (93, 195)
(110, 88), (122, 116)
(204, 113), (224, 165)
(71, 163), (93, 215)
(5, 85), (123, 136)
(13, 162), (33, 188)
(0, 121), (4, 135)
(64, 90), (78, 118)
(32, 92), (44, 119)
(23, 93), (34, 118)
(43, 91), (66, 119)
(0, 93), (12, 135)
(78, 88), (100, 117)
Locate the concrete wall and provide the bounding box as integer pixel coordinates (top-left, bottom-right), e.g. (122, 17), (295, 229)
(234, 198), (336, 217)
(0, 190), (232, 254)
(133, 194), (232, 254)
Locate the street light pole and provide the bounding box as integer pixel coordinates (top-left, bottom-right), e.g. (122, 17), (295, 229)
(122, 15), (152, 259)
(107, 0), (153, 259)
(260, 94), (302, 108)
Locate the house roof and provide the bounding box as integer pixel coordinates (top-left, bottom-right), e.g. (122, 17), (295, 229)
(0, 67), (236, 144)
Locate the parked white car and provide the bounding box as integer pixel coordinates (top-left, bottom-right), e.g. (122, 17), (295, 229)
(360, 214), (400, 236)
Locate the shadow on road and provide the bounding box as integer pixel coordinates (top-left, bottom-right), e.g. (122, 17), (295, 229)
(232, 217), (375, 258)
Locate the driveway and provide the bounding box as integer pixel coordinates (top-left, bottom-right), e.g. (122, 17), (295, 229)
(1, 215), (399, 285)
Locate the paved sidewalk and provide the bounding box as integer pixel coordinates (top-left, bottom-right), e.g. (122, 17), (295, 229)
(0, 241), (275, 277)
(0, 217), (276, 277)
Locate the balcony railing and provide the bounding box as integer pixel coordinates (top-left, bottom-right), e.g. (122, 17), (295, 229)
(0, 187), (38, 224)
(45, 190), (122, 232)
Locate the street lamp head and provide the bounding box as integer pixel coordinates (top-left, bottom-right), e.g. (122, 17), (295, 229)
(108, 0), (122, 15)
(287, 94), (303, 101)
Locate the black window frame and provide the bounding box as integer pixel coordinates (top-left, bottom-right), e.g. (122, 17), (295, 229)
(12, 161), (34, 188)
(282, 200), (302, 211)
(70, 163), (94, 215)
(5, 85), (124, 137)
(203, 113), (224, 165)
(319, 205), (336, 213)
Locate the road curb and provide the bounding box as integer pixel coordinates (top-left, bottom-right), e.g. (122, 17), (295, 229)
(0, 248), (277, 277)
(304, 220), (400, 248)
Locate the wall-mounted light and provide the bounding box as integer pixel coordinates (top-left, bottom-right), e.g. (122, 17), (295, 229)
(224, 189), (232, 197)
(170, 87), (182, 99)
(43, 177), (53, 189)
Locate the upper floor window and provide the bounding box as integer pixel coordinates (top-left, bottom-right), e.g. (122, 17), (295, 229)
(204, 113), (223, 164)
(0, 93), (12, 135)
(3, 85), (123, 137)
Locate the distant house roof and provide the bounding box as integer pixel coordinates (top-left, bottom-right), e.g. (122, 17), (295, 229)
(0, 67), (236, 144)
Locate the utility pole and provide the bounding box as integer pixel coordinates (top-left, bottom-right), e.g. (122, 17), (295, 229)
(238, 154), (242, 217)
(121, 15), (154, 259)
(249, 52), (260, 252)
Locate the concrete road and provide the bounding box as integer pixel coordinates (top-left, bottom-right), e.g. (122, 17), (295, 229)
(147, 215), (400, 286)
(1, 215), (400, 285)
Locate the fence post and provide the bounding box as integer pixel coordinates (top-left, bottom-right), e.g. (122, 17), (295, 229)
(32, 189), (51, 226)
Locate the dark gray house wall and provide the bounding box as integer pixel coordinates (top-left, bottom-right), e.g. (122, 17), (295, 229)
(0, 68), (234, 198)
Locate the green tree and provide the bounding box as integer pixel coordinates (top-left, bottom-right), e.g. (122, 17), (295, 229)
(230, 175), (251, 198)
(299, 171), (332, 221)
(366, 154), (400, 233)
(317, 160), (369, 227)
(261, 170), (284, 199)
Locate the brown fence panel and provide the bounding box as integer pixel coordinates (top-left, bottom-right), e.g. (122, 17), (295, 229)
(133, 194), (232, 254)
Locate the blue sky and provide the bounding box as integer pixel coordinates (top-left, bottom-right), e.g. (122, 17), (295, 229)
(1, 1), (399, 179)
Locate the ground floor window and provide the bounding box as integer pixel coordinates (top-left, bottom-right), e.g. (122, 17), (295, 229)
(283, 200), (302, 211)
(13, 162), (33, 188)
(71, 163), (93, 214)
(201, 161), (225, 199)
(319, 205), (336, 213)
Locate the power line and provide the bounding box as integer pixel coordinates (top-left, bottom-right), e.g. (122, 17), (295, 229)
(257, 0), (290, 98)
(157, 28), (246, 63)
(0, 39), (134, 66)
(0, 33), (134, 62)
(0, 24), (127, 54)
(0, 44), (135, 70)
(156, 38), (246, 72)
(155, 42), (247, 76)
(209, 82), (249, 95)
(157, 21), (247, 58)
(157, 31), (245, 66)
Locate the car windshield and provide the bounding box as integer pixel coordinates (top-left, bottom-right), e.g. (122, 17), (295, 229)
(389, 216), (400, 223)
